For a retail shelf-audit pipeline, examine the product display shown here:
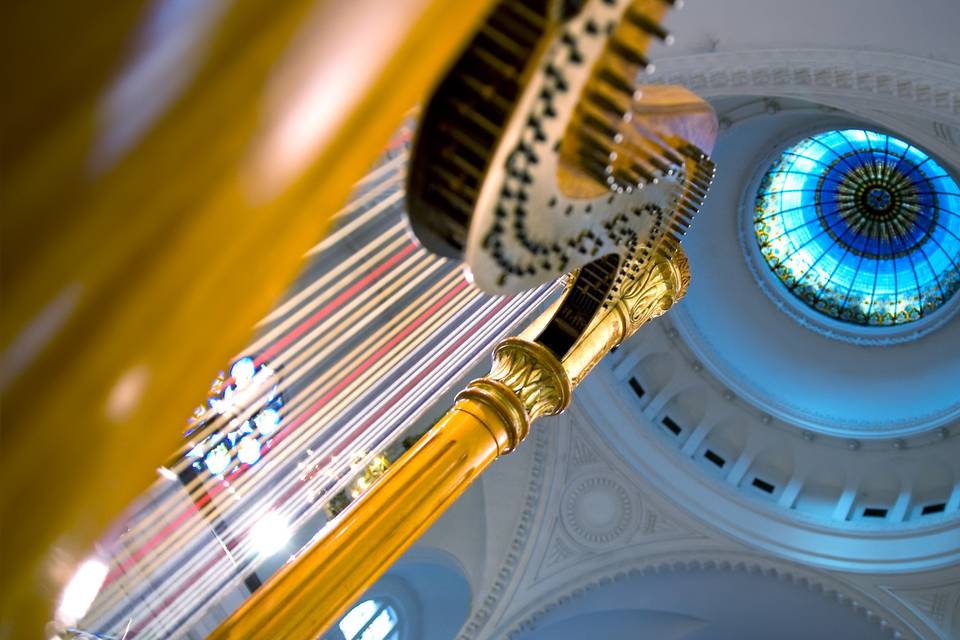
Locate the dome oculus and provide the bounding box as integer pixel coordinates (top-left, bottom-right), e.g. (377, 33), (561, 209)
(753, 129), (960, 326)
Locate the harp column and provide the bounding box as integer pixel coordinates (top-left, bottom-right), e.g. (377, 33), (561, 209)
(211, 247), (689, 640)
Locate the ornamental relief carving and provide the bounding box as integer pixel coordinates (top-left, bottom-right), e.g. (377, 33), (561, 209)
(529, 417), (702, 586)
(568, 431), (601, 468)
(643, 49), (959, 120)
(488, 338), (572, 422)
(534, 476), (702, 584)
(461, 46), (959, 640)
(617, 248), (691, 327)
(883, 579), (960, 640)
(645, 49), (960, 167)
(559, 472), (640, 551)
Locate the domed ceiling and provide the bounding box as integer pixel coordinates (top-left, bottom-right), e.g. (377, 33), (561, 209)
(576, 94), (960, 573)
(670, 100), (960, 437)
(753, 129), (960, 327)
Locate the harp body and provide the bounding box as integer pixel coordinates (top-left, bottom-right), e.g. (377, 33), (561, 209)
(2, 0), (717, 637)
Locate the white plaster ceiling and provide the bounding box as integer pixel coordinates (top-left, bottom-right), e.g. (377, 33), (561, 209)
(653, 0), (960, 66)
(588, 348), (960, 571)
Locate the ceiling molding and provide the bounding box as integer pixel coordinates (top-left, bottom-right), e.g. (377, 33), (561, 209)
(495, 550), (915, 640)
(580, 361), (960, 572)
(665, 103), (960, 437)
(647, 49), (960, 120)
(458, 426), (551, 640)
(881, 578), (960, 640)
(646, 48), (960, 166)
(452, 42), (960, 640)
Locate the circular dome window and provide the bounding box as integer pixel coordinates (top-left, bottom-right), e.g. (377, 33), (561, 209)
(753, 129), (960, 326)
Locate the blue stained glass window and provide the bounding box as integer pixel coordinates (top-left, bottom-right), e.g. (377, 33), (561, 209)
(754, 129), (960, 326)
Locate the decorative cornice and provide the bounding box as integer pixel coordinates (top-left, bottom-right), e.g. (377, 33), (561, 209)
(457, 425), (550, 640)
(459, 43), (960, 640)
(454, 378), (953, 640)
(660, 314), (960, 453)
(488, 339), (572, 425)
(881, 578), (960, 640)
(585, 366), (960, 571)
(674, 264), (960, 436)
(666, 112), (960, 437)
(496, 551), (917, 640)
(645, 49), (960, 120)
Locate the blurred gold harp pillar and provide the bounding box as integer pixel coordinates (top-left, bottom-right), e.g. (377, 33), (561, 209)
(1, 1), (496, 635)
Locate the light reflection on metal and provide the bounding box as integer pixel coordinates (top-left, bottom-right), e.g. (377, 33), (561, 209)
(7, 0), (724, 636)
(93, 0), (234, 170)
(251, 0), (424, 197)
(56, 559), (109, 627)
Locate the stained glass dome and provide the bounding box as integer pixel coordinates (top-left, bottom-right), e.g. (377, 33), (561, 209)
(753, 129), (960, 326)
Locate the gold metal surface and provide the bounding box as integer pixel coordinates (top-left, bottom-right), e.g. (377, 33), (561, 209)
(554, 239), (690, 388)
(485, 339), (572, 425)
(0, 1), (496, 635)
(208, 394), (512, 640)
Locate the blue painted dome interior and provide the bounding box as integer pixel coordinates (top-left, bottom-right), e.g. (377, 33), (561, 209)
(754, 129), (960, 326)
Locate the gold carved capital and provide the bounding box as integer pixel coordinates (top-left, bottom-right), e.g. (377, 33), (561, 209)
(488, 338), (572, 421)
(549, 243), (691, 389)
(456, 338), (572, 454)
(616, 245), (691, 334)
